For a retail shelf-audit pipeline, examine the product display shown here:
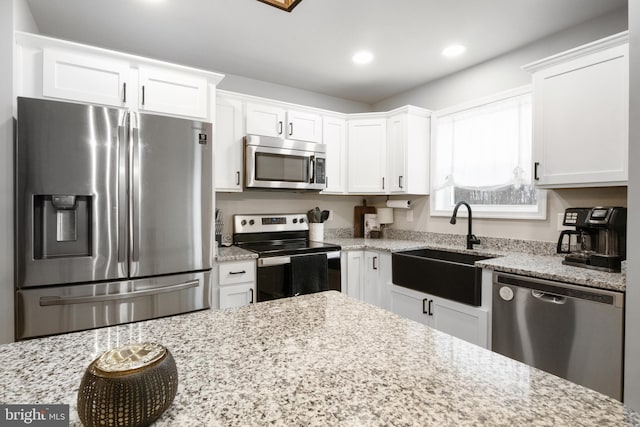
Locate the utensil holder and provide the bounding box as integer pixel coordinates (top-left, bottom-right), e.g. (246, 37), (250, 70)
(309, 223), (324, 242)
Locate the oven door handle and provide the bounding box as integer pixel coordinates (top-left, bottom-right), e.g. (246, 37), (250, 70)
(257, 251), (340, 267)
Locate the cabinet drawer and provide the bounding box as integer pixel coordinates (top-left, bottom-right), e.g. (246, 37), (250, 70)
(218, 261), (255, 285)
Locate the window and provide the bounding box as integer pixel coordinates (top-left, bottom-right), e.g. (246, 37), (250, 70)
(430, 86), (546, 219)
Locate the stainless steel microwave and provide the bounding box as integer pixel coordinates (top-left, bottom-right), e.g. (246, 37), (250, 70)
(244, 135), (326, 191)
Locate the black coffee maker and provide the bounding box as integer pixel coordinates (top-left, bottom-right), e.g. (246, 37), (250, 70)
(557, 207), (627, 272)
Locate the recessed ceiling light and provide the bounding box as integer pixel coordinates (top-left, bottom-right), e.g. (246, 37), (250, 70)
(442, 44), (466, 58)
(352, 51), (374, 65)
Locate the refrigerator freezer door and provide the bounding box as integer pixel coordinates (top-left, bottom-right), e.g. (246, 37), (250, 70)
(15, 271), (210, 339)
(131, 113), (213, 277)
(16, 97), (128, 288)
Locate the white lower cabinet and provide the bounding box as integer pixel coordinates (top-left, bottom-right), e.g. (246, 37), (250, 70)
(390, 284), (489, 348)
(214, 260), (256, 310)
(343, 250), (390, 309)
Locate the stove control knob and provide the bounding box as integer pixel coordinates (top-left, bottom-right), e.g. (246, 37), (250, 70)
(292, 218), (298, 224)
(241, 220), (247, 226)
(299, 218), (305, 223)
(249, 220), (255, 226)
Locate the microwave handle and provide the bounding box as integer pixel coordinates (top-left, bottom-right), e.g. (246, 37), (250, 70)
(309, 155), (315, 183)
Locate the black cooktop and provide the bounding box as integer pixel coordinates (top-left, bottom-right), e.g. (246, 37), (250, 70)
(236, 240), (341, 257)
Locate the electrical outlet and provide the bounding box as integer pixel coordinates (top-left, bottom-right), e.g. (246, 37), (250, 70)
(406, 210), (414, 222)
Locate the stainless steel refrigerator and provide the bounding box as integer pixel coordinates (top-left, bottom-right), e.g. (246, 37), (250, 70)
(15, 97), (213, 340)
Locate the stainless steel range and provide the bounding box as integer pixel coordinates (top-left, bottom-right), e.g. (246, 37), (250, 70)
(233, 214), (341, 302)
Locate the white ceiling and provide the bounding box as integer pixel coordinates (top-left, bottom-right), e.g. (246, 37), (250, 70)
(24, 0), (627, 104)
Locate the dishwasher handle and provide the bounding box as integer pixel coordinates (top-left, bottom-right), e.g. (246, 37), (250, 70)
(531, 290), (567, 305)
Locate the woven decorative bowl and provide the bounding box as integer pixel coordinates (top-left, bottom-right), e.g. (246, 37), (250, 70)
(77, 342), (178, 427)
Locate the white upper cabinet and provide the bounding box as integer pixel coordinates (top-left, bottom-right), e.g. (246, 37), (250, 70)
(524, 32), (629, 187)
(347, 118), (387, 194)
(321, 116), (347, 194)
(215, 94), (244, 192)
(16, 32), (223, 121)
(287, 109), (323, 142)
(42, 48), (129, 108)
(246, 102), (322, 143)
(138, 65), (208, 119)
(387, 108), (430, 195)
(246, 102), (286, 137)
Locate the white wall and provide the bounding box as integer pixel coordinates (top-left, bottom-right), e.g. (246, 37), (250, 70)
(219, 73), (371, 114)
(376, 187), (627, 243)
(216, 192), (364, 238)
(624, 0), (640, 410)
(1, 1), (15, 344)
(13, 0), (38, 32)
(0, 0), (39, 344)
(373, 7), (627, 111)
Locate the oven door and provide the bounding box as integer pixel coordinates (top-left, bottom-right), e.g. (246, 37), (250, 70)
(245, 137), (326, 191)
(256, 251), (340, 302)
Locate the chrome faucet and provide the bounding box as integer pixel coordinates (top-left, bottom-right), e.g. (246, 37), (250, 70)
(450, 201), (481, 250)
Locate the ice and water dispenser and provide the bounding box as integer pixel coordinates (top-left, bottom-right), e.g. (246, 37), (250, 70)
(32, 195), (93, 259)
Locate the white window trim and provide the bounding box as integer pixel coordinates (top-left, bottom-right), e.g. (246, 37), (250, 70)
(430, 85), (547, 220)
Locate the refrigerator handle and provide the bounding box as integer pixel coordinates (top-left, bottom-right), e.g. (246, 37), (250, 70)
(131, 126), (140, 263)
(39, 280), (200, 306)
(117, 124), (128, 264)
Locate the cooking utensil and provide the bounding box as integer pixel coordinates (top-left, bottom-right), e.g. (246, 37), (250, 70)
(321, 210), (330, 222)
(307, 209), (316, 223)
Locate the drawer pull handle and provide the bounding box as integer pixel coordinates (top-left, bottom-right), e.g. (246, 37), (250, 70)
(229, 270), (246, 275)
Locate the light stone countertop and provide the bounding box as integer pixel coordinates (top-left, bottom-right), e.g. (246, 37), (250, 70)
(0, 291), (637, 426)
(215, 245), (258, 262)
(212, 236), (625, 291)
(324, 237), (625, 292)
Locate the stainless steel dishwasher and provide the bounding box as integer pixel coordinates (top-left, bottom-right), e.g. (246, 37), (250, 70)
(491, 272), (624, 400)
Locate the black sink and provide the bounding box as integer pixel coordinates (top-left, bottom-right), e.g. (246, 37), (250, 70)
(391, 248), (493, 306)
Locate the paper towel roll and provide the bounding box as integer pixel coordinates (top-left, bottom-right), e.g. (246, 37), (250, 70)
(376, 207), (394, 224)
(386, 200), (412, 209)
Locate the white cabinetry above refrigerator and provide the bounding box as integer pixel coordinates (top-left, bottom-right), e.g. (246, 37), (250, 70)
(16, 32), (223, 121)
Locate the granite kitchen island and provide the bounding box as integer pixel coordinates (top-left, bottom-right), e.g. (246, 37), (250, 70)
(1, 291), (638, 426)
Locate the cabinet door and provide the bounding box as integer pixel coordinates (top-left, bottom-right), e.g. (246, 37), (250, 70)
(431, 297), (488, 348)
(389, 285), (430, 325)
(138, 65), (208, 119)
(363, 252), (381, 306)
(42, 48), (129, 107)
(246, 102), (286, 137)
(345, 251), (365, 300)
(387, 114), (407, 193)
(219, 283), (255, 310)
(322, 117), (347, 194)
(533, 43), (628, 186)
(347, 119), (387, 193)
(215, 96), (244, 191)
(287, 110), (323, 142)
